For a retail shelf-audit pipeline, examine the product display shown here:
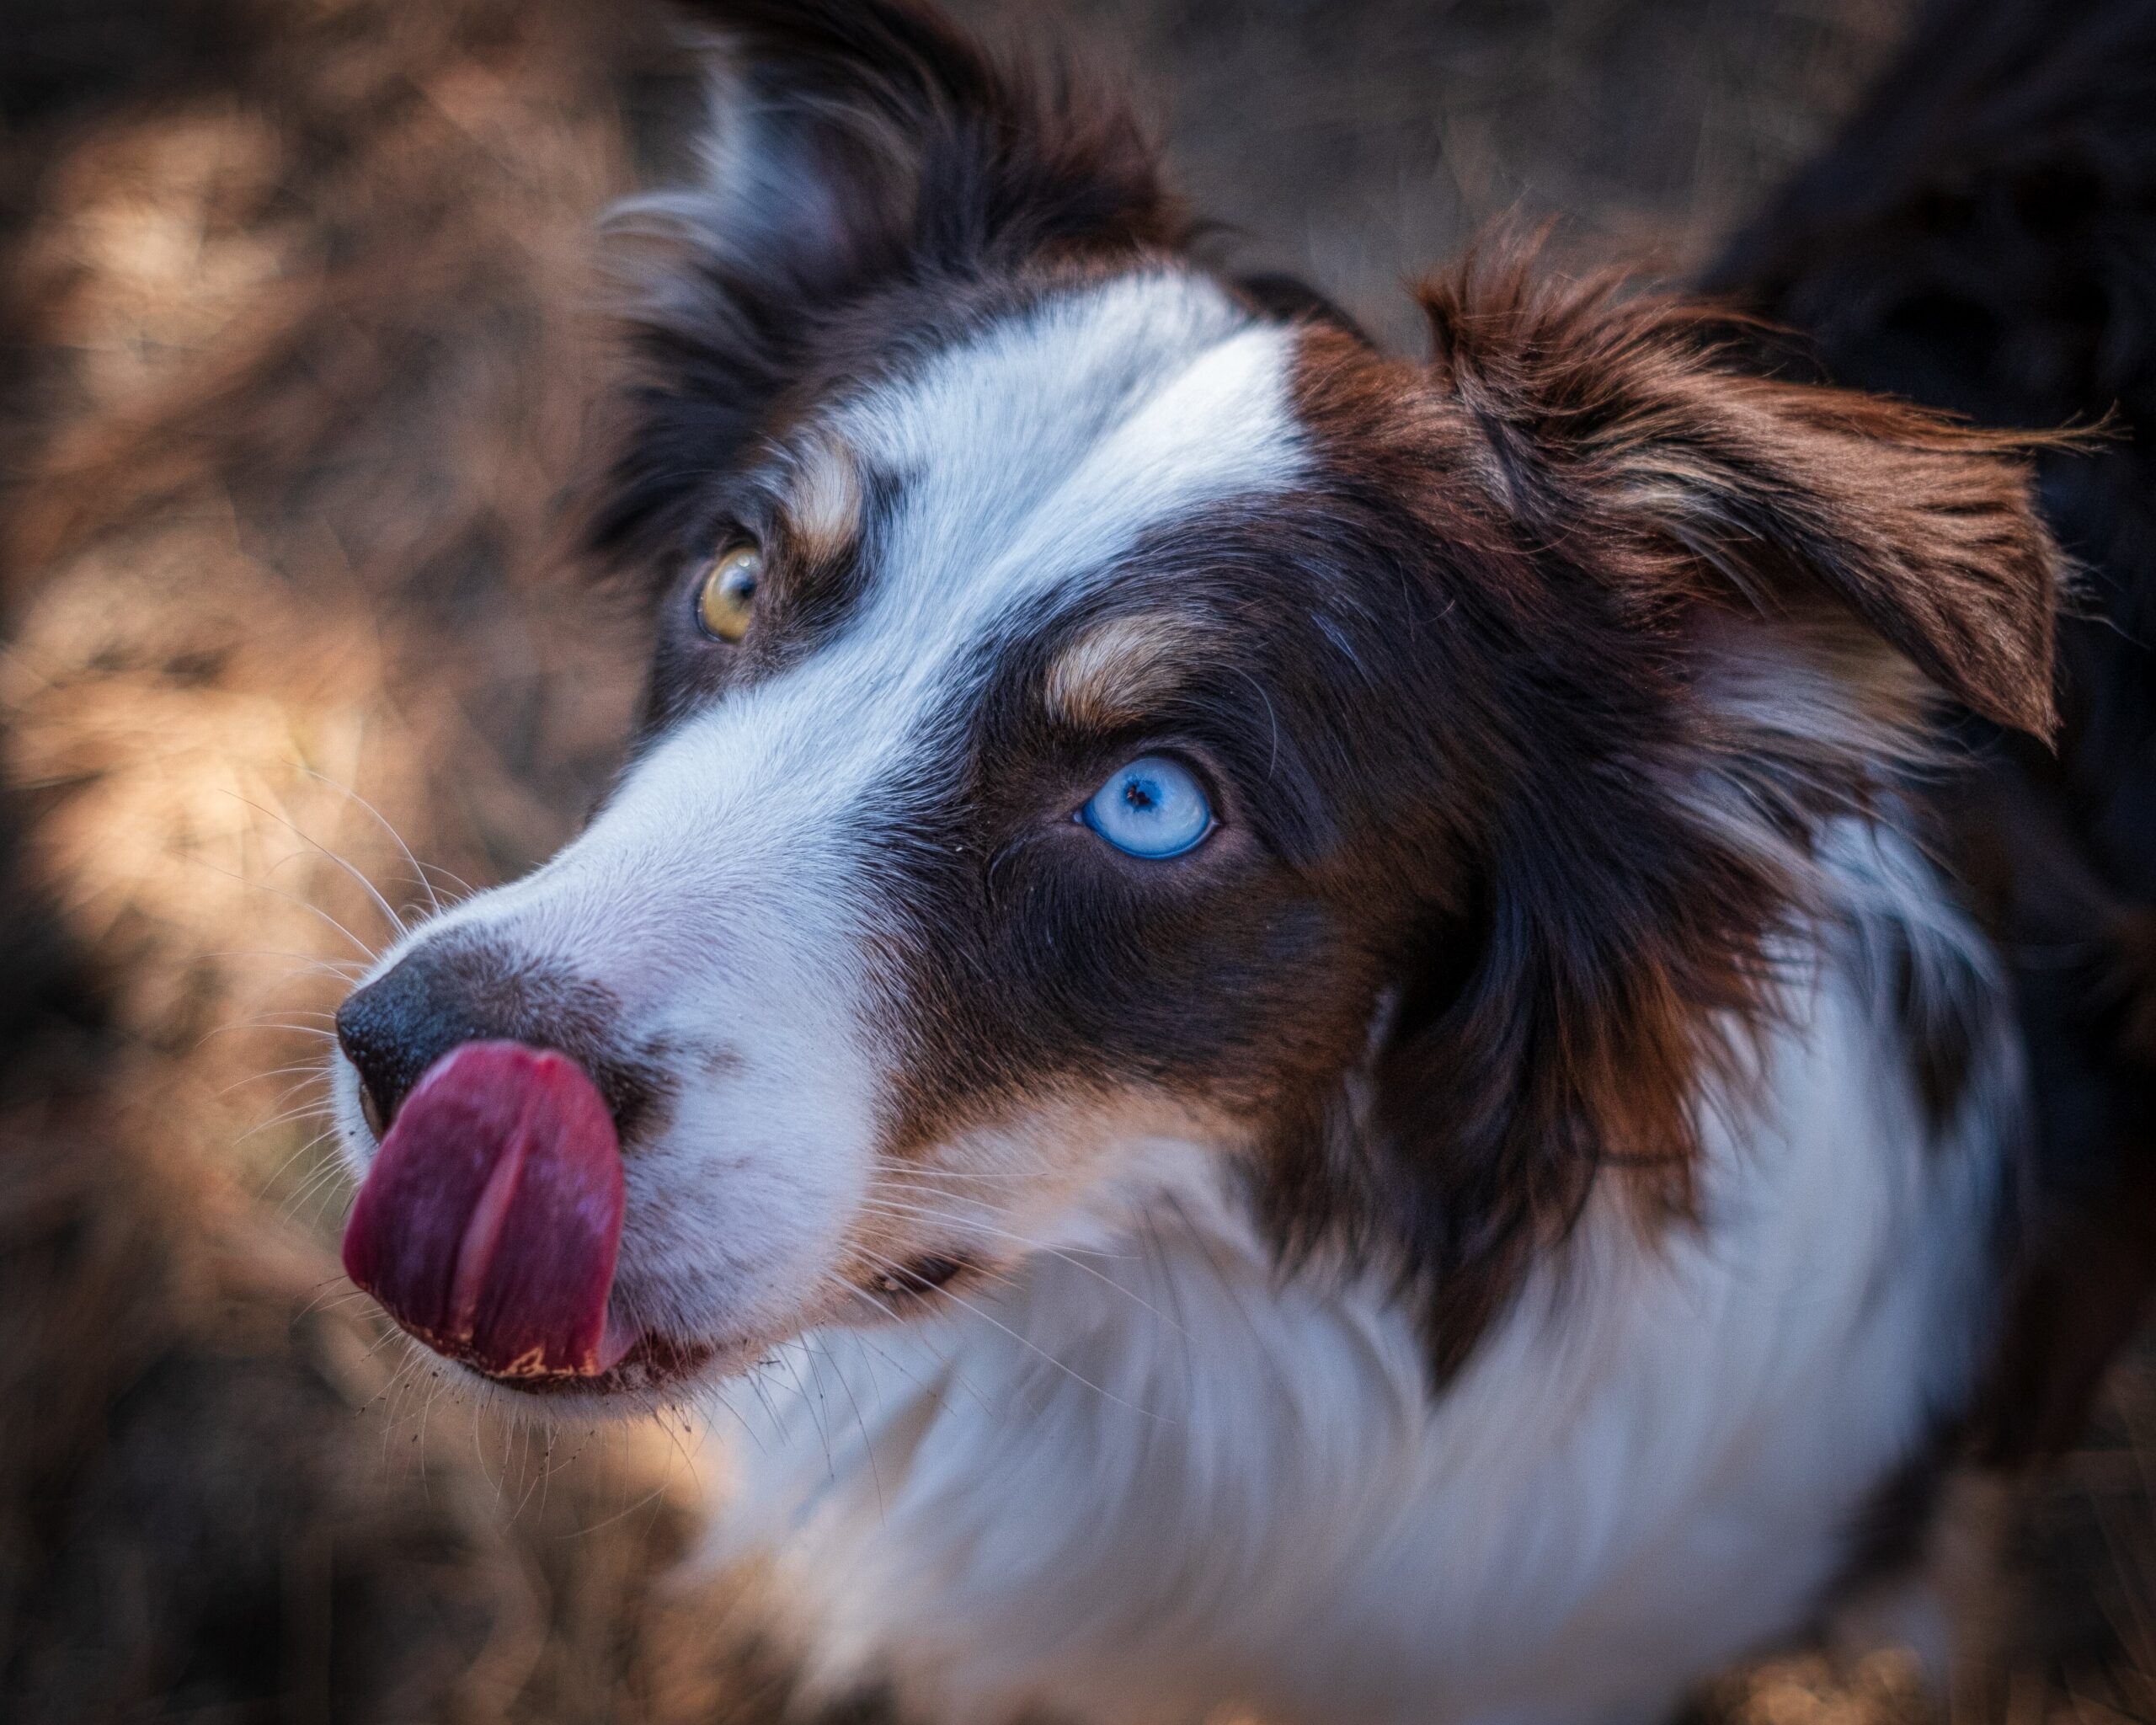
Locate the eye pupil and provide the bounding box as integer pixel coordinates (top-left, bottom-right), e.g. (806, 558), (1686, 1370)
(1084, 756), (1212, 860)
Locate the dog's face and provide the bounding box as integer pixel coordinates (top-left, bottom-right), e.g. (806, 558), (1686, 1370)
(334, 270), (1454, 1396)
(331, 1), (2061, 1404)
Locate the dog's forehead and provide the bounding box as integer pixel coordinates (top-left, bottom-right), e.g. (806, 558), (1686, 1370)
(574, 270), (1311, 920)
(819, 268), (1306, 651)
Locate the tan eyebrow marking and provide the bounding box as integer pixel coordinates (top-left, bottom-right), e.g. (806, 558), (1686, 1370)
(782, 436), (863, 564)
(1043, 611), (1209, 729)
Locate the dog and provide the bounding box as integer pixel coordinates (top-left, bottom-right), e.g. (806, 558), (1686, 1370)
(328, 3), (2150, 1720)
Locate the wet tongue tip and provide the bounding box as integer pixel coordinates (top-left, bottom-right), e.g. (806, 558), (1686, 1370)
(342, 1039), (628, 1380)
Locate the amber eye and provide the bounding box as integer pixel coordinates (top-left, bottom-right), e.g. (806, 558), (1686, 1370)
(696, 544), (762, 643)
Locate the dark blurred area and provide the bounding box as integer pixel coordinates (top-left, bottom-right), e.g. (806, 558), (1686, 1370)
(0, 1), (2150, 1721)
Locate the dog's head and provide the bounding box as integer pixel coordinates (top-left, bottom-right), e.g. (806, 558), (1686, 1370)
(330, 0), (2062, 1404)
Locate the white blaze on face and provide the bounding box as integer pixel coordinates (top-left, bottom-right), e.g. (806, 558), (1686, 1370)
(338, 268), (1307, 1361)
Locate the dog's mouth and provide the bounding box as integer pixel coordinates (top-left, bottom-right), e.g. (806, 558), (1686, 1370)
(340, 1038), (984, 1400)
(342, 1039), (644, 1387)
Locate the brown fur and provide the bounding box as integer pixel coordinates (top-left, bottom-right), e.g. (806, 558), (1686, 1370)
(1042, 611), (1211, 730)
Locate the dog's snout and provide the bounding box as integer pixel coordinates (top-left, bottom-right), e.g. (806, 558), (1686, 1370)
(335, 941), (670, 1146)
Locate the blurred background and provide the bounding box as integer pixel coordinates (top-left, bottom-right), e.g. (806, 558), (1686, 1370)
(0, 1), (2148, 1720)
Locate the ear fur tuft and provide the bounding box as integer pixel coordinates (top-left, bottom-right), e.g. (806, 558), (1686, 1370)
(1419, 246), (2067, 738)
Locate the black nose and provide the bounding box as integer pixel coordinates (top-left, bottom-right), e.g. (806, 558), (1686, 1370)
(336, 941), (513, 1138)
(335, 941), (659, 1144)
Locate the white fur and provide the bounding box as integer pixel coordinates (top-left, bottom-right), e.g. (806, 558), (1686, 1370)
(700, 820), (2017, 1725)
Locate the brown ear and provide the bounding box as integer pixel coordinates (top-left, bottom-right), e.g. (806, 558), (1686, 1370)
(1421, 254), (2066, 738)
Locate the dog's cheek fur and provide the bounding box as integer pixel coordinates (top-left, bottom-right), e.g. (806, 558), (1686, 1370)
(862, 818), (1390, 1181)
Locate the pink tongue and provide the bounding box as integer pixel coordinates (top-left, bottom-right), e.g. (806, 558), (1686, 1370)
(342, 1041), (632, 1380)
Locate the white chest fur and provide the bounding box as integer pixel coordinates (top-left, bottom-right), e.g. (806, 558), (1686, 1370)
(698, 834), (2015, 1725)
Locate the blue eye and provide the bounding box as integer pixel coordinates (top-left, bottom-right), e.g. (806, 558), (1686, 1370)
(1081, 755), (1214, 859)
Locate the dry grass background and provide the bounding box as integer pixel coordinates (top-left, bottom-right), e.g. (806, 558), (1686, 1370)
(0, 0), (2147, 1720)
